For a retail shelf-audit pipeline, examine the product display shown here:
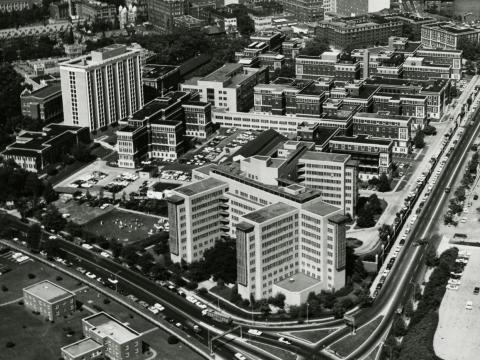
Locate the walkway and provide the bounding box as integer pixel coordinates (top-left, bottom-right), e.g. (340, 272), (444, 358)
(0, 297), (23, 307)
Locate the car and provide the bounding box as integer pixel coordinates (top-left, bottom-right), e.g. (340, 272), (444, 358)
(175, 322), (183, 329)
(466, 301), (473, 310)
(234, 353), (247, 360)
(278, 337), (291, 345)
(85, 272), (96, 279)
(195, 302), (207, 310)
(186, 295), (197, 304)
(383, 269), (390, 276)
(154, 303), (165, 311)
(379, 276), (387, 284)
(410, 215), (417, 225)
(474, 287), (480, 295)
(248, 329), (263, 336)
(376, 283), (383, 291)
(446, 284), (459, 290)
(448, 279), (461, 285)
(100, 251), (111, 258)
(76, 267), (86, 274)
(148, 306), (159, 314)
(461, 218), (467, 223)
(127, 294), (138, 302)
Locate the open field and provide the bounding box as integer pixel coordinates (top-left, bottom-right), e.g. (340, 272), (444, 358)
(0, 304), (85, 360)
(54, 199), (113, 225)
(82, 208), (163, 244)
(142, 329), (205, 360)
(0, 258), (81, 302)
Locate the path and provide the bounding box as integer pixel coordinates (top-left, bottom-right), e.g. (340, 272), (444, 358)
(0, 297), (23, 307)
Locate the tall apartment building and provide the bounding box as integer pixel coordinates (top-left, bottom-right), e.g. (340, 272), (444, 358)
(147, 0), (187, 31)
(167, 177), (229, 263)
(421, 22), (480, 50)
(116, 91), (195, 168)
(181, 63), (269, 112)
(60, 44), (143, 131)
(277, 0), (323, 22)
(315, 16), (402, 49)
(185, 153), (349, 302)
(335, 0), (390, 17)
(297, 151), (357, 216)
(353, 112), (412, 153)
(20, 84), (63, 123)
(23, 280), (76, 321)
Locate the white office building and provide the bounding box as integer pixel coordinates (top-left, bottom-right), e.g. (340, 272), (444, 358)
(60, 44), (144, 131)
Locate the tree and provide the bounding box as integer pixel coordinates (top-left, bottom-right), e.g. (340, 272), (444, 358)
(202, 238), (236, 284)
(425, 246), (438, 267)
(377, 173), (391, 192)
(43, 237), (59, 258)
(413, 130), (425, 149)
(26, 223), (41, 250)
(332, 301), (345, 319)
(423, 124), (437, 136)
(300, 36), (330, 56)
(42, 181), (58, 203)
(138, 252), (155, 273)
(356, 206), (375, 228)
(42, 204), (66, 232)
(72, 142), (92, 162)
(392, 317), (407, 337)
(109, 239), (122, 258)
(268, 293), (286, 308)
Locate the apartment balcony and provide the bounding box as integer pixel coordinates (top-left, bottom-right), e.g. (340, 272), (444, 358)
(220, 202), (229, 210)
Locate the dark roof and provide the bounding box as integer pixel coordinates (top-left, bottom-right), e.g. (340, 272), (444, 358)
(142, 64), (179, 79)
(24, 84), (61, 99)
(232, 129), (287, 160)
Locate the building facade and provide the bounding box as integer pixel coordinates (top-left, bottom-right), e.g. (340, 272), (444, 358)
(181, 63), (269, 112)
(335, 0), (390, 17)
(277, 0), (323, 22)
(23, 280), (76, 321)
(2, 124), (91, 172)
(167, 177), (229, 264)
(76, 0), (117, 23)
(147, 0), (187, 31)
(60, 44), (143, 131)
(421, 22), (480, 50)
(21, 84), (63, 123)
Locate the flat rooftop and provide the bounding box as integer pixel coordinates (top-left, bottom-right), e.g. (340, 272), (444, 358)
(24, 84), (61, 99)
(142, 64), (179, 79)
(202, 63), (243, 82)
(62, 338), (103, 357)
(175, 177), (225, 197)
(274, 272), (321, 293)
(354, 111), (413, 121)
(243, 202), (296, 223)
(84, 312), (139, 344)
(303, 198), (340, 217)
(300, 151), (350, 163)
(331, 134), (393, 146)
(24, 280), (73, 303)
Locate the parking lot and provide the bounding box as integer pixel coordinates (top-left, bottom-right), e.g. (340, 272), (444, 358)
(434, 246), (480, 360)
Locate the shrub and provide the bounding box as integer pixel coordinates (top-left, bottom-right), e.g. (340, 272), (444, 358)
(197, 287), (208, 296)
(5, 341), (15, 348)
(17, 301), (24, 306)
(56, 276), (63, 281)
(2, 285), (8, 292)
(167, 335), (179, 344)
(103, 298), (111, 305)
(27, 273), (36, 279)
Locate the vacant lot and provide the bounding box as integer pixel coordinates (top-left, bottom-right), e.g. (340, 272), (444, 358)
(0, 258), (81, 303)
(0, 304), (85, 360)
(82, 209), (162, 244)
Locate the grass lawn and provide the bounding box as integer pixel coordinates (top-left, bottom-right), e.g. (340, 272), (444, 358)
(75, 288), (153, 333)
(329, 316), (383, 358)
(82, 209), (162, 245)
(0, 259), (82, 303)
(0, 304), (85, 360)
(247, 340), (297, 360)
(142, 329), (204, 360)
(210, 285), (233, 300)
(46, 161), (91, 186)
(54, 200), (112, 225)
(287, 328), (336, 344)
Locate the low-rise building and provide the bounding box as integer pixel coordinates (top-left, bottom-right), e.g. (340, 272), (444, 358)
(402, 56), (451, 80)
(295, 51), (361, 81)
(21, 84), (63, 123)
(76, 0), (117, 23)
(372, 92), (426, 129)
(61, 338), (104, 360)
(421, 21), (480, 50)
(81, 312), (142, 360)
(142, 64), (181, 100)
(329, 134), (393, 179)
(116, 91), (193, 168)
(181, 63), (269, 112)
(352, 111), (411, 153)
(23, 280), (76, 321)
(2, 124), (90, 172)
